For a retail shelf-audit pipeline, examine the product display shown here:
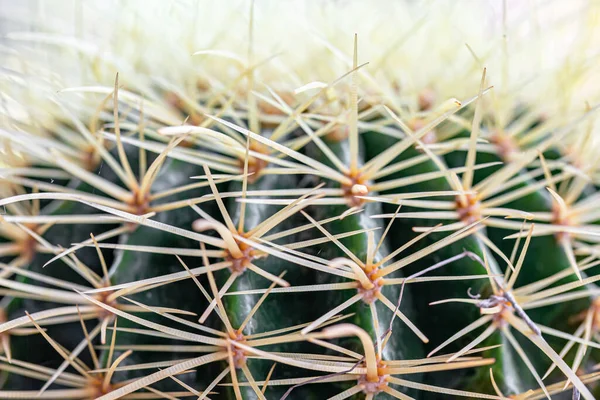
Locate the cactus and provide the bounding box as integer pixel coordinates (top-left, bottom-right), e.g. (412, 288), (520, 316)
(3, 1), (600, 399)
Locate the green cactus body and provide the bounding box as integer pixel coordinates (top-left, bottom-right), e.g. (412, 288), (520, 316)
(3, 6), (600, 399)
(301, 135), (425, 399)
(1, 175), (123, 388)
(219, 173), (318, 399)
(96, 158), (213, 391)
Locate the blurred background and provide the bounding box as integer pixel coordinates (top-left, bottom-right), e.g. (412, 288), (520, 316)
(1, 0), (600, 142)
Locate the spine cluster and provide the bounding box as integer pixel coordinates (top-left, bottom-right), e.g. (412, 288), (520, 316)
(2, 1), (600, 399)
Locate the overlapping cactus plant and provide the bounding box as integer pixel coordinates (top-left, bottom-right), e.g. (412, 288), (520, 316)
(3, 1), (600, 399)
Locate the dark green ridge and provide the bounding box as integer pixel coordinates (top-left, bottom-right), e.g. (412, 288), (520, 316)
(444, 142), (591, 317)
(362, 131), (485, 337)
(3, 192), (119, 391)
(380, 125), (592, 395)
(301, 134), (424, 399)
(98, 157), (217, 392)
(362, 129), (541, 396)
(219, 173), (329, 399)
(3, 138), (138, 288)
(1, 145), (138, 389)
